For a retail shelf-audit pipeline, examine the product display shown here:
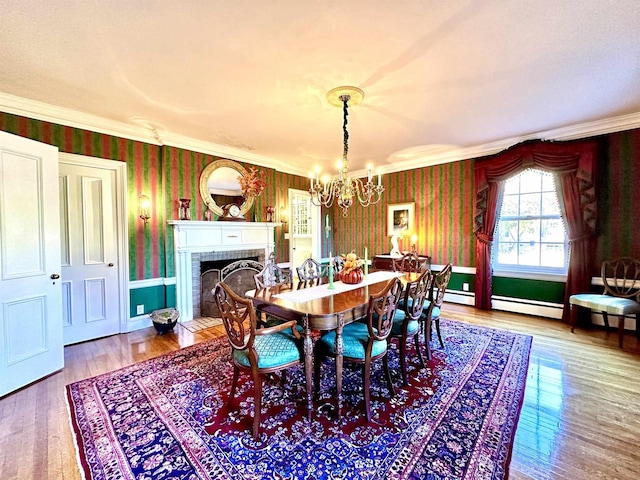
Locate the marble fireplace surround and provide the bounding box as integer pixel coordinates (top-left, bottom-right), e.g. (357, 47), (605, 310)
(168, 220), (279, 322)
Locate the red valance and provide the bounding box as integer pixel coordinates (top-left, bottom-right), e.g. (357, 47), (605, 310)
(473, 140), (598, 320)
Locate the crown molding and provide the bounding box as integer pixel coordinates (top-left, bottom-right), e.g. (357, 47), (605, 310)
(3, 91), (639, 179)
(0, 92), (307, 176)
(0, 92), (160, 145)
(379, 111), (640, 175)
(161, 131), (308, 176)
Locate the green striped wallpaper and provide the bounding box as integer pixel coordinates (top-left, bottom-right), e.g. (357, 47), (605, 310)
(2, 110), (638, 291)
(0, 111), (163, 281)
(595, 130), (640, 270)
(331, 159), (476, 266)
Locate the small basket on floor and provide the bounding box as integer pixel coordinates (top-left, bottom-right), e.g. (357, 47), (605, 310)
(150, 308), (180, 335)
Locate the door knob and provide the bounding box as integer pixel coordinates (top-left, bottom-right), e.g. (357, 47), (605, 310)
(108, 263), (114, 267)
(50, 274), (60, 279)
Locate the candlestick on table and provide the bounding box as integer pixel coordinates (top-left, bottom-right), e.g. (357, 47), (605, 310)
(364, 247), (368, 278)
(328, 263), (335, 289)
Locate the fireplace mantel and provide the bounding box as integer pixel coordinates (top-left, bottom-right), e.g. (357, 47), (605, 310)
(168, 220), (280, 321)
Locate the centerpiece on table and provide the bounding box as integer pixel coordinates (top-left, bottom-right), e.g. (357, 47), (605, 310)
(338, 251), (364, 284)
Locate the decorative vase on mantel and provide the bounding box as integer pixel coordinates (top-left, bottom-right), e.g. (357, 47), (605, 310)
(178, 199), (191, 220)
(266, 205), (275, 222)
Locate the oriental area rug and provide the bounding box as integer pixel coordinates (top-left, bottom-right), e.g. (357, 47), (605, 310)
(66, 320), (532, 480)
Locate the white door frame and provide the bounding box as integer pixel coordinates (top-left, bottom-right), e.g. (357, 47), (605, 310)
(288, 188), (321, 269)
(58, 152), (129, 333)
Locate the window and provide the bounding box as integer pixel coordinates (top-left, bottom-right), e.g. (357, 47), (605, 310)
(493, 169), (568, 274)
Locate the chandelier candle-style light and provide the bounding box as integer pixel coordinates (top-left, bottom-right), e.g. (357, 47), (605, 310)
(310, 86), (384, 216)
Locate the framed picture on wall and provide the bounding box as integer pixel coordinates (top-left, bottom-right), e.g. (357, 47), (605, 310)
(387, 202), (415, 236)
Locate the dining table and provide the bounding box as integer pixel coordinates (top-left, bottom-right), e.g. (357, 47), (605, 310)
(246, 270), (420, 419)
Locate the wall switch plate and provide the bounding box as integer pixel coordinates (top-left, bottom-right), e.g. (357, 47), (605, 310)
(136, 304), (144, 315)
(462, 283), (470, 292)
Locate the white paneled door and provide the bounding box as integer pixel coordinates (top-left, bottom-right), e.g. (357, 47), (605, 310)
(59, 161), (120, 345)
(288, 189), (321, 276)
(0, 131), (63, 397)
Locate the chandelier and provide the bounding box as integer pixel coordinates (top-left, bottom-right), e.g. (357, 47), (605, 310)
(309, 86), (384, 216)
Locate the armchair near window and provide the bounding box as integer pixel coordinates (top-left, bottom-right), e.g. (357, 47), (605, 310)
(569, 257), (640, 348)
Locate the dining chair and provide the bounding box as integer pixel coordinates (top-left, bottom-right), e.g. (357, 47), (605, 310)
(423, 263), (452, 360)
(314, 277), (404, 421)
(388, 270), (433, 385)
(569, 257), (640, 347)
(254, 258), (294, 326)
(254, 257), (292, 289)
(333, 254), (346, 274)
(392, 252), (429, 274)
(296, 257), (325, 282)
(213, 281), (305, 439)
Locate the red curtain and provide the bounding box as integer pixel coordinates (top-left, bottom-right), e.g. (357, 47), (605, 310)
(473, 141), (598, 320)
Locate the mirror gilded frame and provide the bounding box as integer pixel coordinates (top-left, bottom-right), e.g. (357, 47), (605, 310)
(199, 159), (254, 216)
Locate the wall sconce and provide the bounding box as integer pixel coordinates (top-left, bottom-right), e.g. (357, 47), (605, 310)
(280, 206), (288, 227)
(139, 195), (151, 226)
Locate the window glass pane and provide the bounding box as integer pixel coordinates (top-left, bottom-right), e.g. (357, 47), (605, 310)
(520, 193), (541, 216)
(504, 177), (519, 194)
(541, 192), (560, 215)
(541, 173), (555, 192)
(498, 242), (518, 264)
(541, 244), (565, 267)
(519, 219), (540, 242)
(500, 195), (519, 216)
(541, 219), (565, 242)
(493, 169), (568, 273)
(518, 242), (540, 266)
(497, 219), (519, 242)
(520, 170), (541, 193)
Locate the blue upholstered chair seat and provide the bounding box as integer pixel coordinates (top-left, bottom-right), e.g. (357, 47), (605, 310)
(391, 309), (420, 336)
(399, 298), (440, 318)
(233, 330), (302, 369)
(422, 301), (440, 318)
(570, 294), (640, 315)
(318, 322), (387, 359)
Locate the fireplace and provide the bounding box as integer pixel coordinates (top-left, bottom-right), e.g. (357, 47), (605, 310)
(198, 255), (261, 318)
(168, 220), (279, 322)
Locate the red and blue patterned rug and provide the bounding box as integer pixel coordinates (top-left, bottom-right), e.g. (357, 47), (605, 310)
(67, 319), (531, 479)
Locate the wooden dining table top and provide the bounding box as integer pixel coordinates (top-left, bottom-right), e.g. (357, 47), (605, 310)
(247, 271), (419, 330)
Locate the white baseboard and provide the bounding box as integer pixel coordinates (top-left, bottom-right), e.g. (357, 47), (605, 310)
(444, 290), (475, 306)
(589, 311), (637, 331)
(492, 296), (564, 319)
(126, 315), (152, 332)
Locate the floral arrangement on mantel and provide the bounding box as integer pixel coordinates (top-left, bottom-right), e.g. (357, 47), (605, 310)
(238, 167), (267, 198)
(338, 251), (365, 284)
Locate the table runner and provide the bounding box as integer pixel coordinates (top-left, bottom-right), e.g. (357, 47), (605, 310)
(273, 270), (403, 303)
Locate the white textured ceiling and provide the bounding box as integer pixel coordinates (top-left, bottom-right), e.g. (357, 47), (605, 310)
(1, 0), (640, 177)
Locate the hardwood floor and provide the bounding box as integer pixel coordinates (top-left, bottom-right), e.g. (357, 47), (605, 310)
(1, 306), (639, 479)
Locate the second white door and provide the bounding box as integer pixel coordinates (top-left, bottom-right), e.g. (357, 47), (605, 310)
(289, 189), (321, 275)
(59, 160), (120, 345)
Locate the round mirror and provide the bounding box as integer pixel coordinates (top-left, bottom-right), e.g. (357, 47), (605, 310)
(199, 160), (253, 216)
